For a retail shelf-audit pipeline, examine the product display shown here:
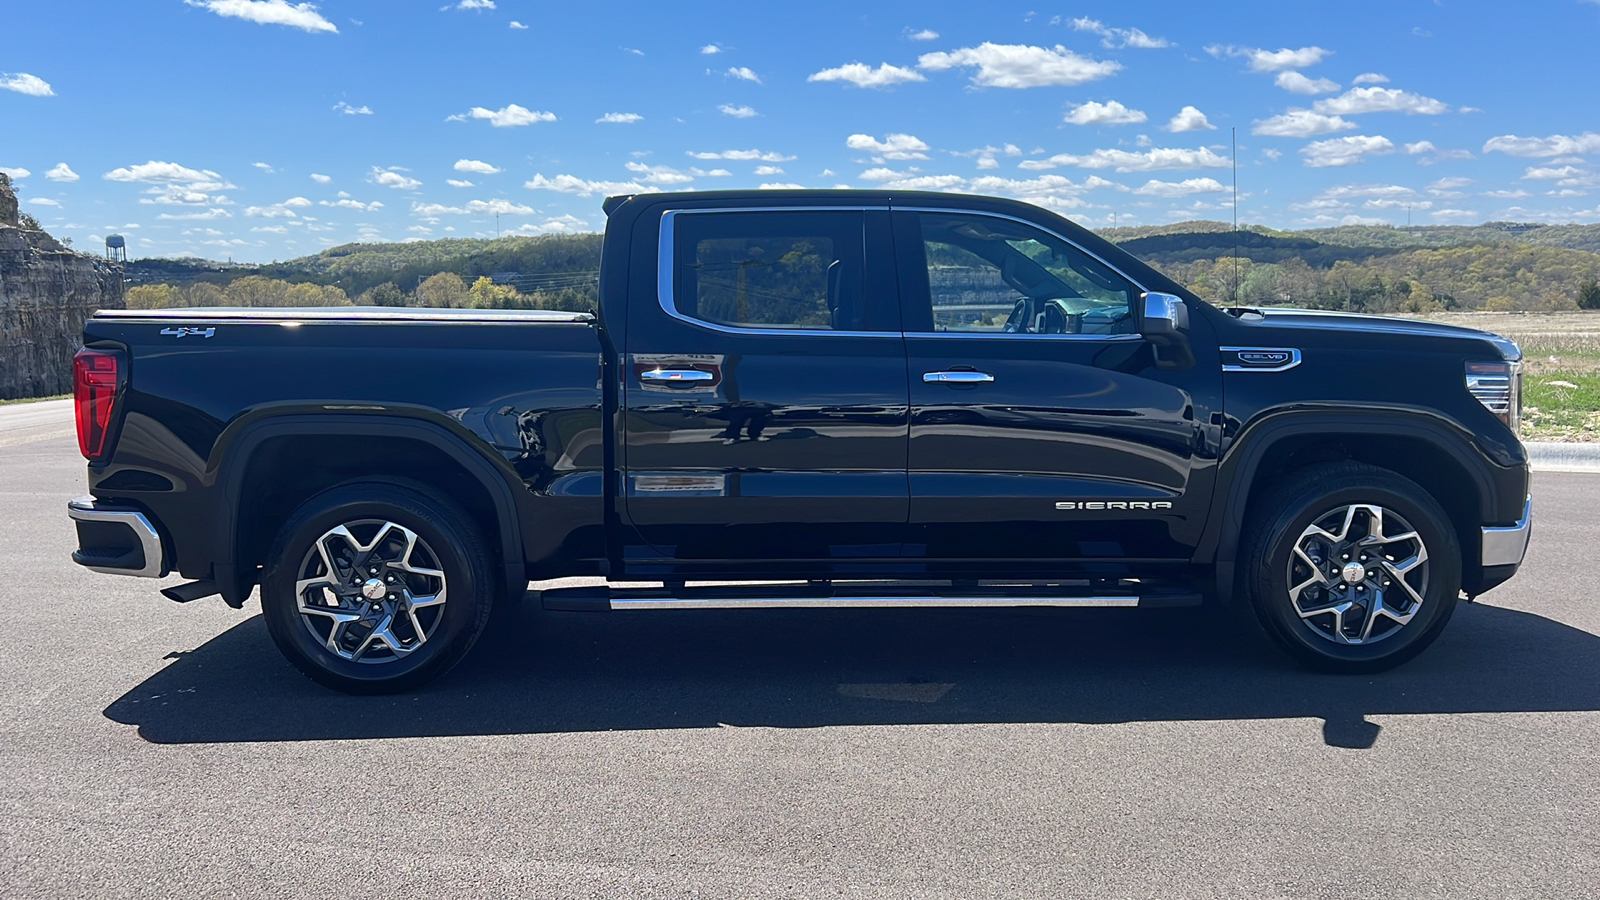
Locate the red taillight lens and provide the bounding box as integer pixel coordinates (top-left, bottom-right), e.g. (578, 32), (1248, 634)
(73, 348), (121, 461)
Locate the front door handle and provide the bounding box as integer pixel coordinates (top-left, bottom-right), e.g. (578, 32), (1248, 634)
(640, 368), (715, 383)
(923, 370), (995, 384)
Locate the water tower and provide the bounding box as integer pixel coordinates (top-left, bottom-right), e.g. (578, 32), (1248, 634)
(105, 234), (126, 265)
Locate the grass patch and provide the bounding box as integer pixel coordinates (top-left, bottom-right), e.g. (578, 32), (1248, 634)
(0, 394), (69, 406)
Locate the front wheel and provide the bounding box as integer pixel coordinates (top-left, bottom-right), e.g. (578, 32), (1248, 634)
(260, 483), (497, 694)
(1241, 463), (1462, 673)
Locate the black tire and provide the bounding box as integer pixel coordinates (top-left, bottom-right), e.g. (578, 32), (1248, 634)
(1240, 462), (1461, 674)
(260, 483), (498, 694)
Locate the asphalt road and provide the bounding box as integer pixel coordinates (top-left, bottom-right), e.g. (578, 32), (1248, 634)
(2, 422), (1597, 898)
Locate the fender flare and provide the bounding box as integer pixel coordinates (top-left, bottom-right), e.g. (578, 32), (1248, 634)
(211, 413), (527, 607)
(1198, 407), (1504, 596)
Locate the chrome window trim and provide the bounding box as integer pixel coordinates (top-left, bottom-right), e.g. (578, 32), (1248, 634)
(67, 496), (166, 578)
(1220, 346), (1304, 373)
(893, 205), (1151, 341)
(656, 206), (897, 339)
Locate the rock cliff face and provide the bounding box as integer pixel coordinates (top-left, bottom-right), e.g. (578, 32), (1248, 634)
(0, 174), (124, 399)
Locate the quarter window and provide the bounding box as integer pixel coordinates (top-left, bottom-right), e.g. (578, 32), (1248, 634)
(918, 212), (1138, 335)
(670, 210), (866, 331)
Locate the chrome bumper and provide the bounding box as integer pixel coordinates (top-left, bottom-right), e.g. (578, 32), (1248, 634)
(1481, 497), (1532, 568)
(67, 496), (166, 578)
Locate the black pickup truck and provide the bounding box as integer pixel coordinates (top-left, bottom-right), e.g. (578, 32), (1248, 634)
(67, 190), (1532, 692)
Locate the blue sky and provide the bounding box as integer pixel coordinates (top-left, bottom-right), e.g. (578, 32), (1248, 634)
(3, 0), (1599, 263)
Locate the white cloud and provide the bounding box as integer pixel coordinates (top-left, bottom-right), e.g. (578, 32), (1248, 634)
(319, 198), (384, 210)
(1404, 141), (1437, 155)
(1482, 190), (1529, 199)
(525, 174), (655, 195)
(701, 44), (722, 54)
(1352, 72), (1389, 85)
(1207, 44), (1331, 72)
(690, 167), (732, 177)
(1252, 109), (1357, 138)
(104, 161), (221, 184)
(807, 62), (926, 89)
(156, 208), (232, 221)
(252, 162), (276, 173)
(846, 133), (931, 160)
(509, 20), (527, 29)
(245, 197), (311, 218)
(718, 104), (758, 118)
(866, 175), (965, 191)
(0, 73), (54, 97)
(906, 28), (939, 41)
(753, 165), (785, 176)
(1164, 106), (1216, 133)
(1313, 86), (1449, 115)
(1483, 132), (1600, 158)
(597, 112), (643, 123)
(621, 47), (643, 56)
(726, 66), (761, 83)
(917, 43), (1120, 88)
(757, 182), (806, 190)
(1431, 209), (1480, 221)
(504, 215), (590, 236)
(859, 167), (911, 182)
(310, 173), (332, 184)
(26, 197), (60, 207)
(454, 159), (503, 175)
(0, 166), (31, 179)
(688, 149), (797, 162)
(624, 162), (695, 185)
(412, 199), (533, 216)
(333, 101), (373, 116)
(976, 158), (998, 170)
(184, 0), (337, 34)
(368, 167), (421, 190)
(1275, 71), (1340, 95)
(1301, 135), (1396, 167)
(46, 163), (79, 182)
(1523, 165), (1583, 180)
(446, 179), (474, 188)
(1064, 100), (1147, 126)
(1019, 146), (1230, 172)
(1133, 177), (1228, 197)
(449, 0), (495, 8)
(450, 104), (556, 127)
(1068, 18), (1170, 49)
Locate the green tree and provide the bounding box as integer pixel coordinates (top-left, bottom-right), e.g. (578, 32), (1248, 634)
(125, 284), (183, 309)
(357, 282), (409, 307)
(468, 276), (520, 309)
(415, 272), (468, 308)
(1579, 277), (1600, 310)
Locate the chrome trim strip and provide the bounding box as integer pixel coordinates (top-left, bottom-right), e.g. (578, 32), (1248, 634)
(656, 207), (897, 339)
(67, 497), (165, 578)
(923, 371), (995, 384)
(95, 307), (592, 324)
(610, 595), (1141, 610)
(1220, 346), (1303, 373)
(1481, 496), (1532, 568)
(640, 368), (715, 383)
(903, 332), (1142, 342)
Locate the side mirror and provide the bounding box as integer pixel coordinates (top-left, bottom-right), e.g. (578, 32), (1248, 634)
(1140, 292), (1189, 336)
(1139, 292), (1194, 371)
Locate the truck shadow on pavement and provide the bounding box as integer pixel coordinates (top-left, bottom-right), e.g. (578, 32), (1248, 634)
(104, 599), (1600, 749)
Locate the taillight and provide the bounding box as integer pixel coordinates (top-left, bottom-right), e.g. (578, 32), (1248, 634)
(73, 348), (123, 461)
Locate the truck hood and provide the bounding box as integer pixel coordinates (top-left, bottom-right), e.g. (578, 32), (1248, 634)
(1235, 308), (1522, 360)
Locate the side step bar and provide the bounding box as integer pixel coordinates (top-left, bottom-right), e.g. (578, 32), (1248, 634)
(540, 582), (1202, 612)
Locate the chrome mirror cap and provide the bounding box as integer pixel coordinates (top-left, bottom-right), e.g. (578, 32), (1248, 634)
(1141, 292), (1189, 336)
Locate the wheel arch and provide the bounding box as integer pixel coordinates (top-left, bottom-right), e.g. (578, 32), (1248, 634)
(211, 413), (527, 608)
(1201, 408), (1505, 605)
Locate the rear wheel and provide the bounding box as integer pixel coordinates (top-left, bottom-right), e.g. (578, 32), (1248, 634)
(260, 483), (497, 694)
(1241, 463), (1461, 673)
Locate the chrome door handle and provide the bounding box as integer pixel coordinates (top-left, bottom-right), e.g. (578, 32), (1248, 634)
(640, 368), (714, 383)
(923, 370), (995, 384)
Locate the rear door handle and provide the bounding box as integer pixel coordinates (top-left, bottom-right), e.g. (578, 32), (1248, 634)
(640, 368), (715, 383)
(923, 370), (995, 384)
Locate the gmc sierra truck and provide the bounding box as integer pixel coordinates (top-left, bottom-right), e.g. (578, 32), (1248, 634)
(67, 190), (1532, 693)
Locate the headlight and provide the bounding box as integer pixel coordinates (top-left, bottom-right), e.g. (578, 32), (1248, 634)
(1466, 360), (1522, 434)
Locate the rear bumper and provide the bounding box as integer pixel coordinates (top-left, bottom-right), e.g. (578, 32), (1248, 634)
(67, 496), (167, 578)
(1481, 496), (1532, 568)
